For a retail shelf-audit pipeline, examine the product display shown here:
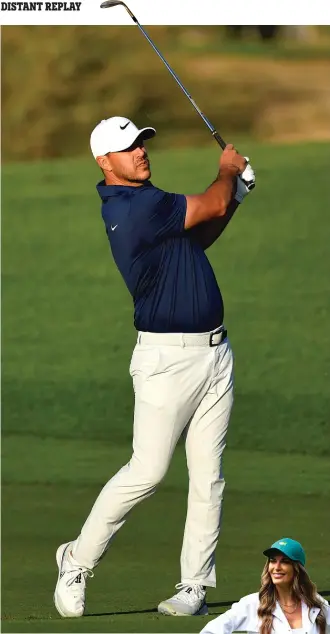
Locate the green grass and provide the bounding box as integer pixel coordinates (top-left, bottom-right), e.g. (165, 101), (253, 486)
(2, 141), (330, 631)
(1, 441), (330, 632)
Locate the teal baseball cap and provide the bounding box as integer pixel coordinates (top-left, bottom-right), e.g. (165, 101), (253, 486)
(263, 538), (306, 566)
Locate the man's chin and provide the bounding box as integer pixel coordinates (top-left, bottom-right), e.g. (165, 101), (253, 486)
(127, 168), (151, 185)
(140, 167), (151, 180)
(135, 168), (151, 182)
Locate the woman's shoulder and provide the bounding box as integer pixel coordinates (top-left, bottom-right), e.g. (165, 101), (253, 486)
(240, 592), (259, 601)
(235, 592), (260, 608)
(317, 594), (329, 606)
(314, 594), (329, 615)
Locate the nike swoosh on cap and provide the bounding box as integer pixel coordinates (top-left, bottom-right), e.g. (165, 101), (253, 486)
(120, 122), (130, 130)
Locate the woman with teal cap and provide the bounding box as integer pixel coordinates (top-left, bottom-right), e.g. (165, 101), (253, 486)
(200, 538), (329, 634)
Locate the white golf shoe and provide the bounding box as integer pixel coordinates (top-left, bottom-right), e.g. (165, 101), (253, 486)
(54, 542), (94, 618)
(158, 583), (208, 616)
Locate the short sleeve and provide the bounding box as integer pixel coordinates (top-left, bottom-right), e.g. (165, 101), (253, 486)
(135, 187), (186, 243)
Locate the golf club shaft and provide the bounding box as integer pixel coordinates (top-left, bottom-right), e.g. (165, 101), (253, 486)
(133, 22), (226, 149)
(101, 1), (226, 149)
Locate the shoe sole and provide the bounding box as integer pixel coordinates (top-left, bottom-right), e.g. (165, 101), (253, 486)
(54, 542), (83, 618)
(158, 602), (209, 616)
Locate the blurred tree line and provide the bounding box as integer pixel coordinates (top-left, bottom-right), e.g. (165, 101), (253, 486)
(227, 26), (281, 40)
(226, 26), (314, 41)
(2, 26), (330, 161)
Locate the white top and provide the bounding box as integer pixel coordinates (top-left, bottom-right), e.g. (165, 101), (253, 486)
(200, 592), (330, 634)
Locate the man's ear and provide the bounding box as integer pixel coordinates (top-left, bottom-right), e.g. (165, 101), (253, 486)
(96, 154), (112, 172)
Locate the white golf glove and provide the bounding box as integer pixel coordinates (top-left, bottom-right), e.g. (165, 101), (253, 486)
(235, 157), (256, 203)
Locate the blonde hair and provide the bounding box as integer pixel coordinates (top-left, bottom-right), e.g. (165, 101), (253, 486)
(258, 560), (326, 634)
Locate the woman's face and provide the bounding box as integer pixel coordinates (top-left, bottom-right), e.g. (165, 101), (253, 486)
(268, 553), (295, 587)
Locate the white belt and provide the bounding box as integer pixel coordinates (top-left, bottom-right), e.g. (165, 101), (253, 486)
(137, 326), (227, 348)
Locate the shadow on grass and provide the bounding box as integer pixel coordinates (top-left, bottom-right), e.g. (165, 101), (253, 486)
(85, 600), (232, 617)
(85, 592), (330, 617)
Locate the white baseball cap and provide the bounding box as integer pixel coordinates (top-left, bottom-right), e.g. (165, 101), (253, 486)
(90, 116), (156, 158)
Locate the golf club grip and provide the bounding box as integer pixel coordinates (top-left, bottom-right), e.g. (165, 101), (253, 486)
(212, 131), (227, 151)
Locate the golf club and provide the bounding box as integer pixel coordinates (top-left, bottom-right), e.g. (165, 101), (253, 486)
(100, 0), (227, 149)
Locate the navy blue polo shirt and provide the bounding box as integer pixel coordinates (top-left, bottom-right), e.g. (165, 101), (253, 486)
(97, 180), (224, 333)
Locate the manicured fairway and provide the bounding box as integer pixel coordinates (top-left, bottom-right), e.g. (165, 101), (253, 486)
(2, 142), (330, 632)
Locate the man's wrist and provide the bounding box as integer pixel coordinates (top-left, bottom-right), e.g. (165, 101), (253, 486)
(219, 165), (240, 179)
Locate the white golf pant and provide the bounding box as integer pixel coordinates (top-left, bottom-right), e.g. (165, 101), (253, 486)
(72, 328), (234, 588)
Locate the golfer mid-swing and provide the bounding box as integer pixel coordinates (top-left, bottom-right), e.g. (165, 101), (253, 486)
(54, 116), (256, 618)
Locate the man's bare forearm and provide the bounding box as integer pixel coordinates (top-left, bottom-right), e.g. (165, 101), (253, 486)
(203, 167), (238, 217)
(190, 154), (255, 248)
(184, 145), (247, 229)
(190, 195), (240, 250)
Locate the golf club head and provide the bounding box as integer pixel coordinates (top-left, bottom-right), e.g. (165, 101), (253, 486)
(100, 0), (136, 20)
(100, 1), (124, 8)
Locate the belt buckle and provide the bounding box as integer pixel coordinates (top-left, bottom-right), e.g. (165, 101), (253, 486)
(209, 331), (219, 347)
(209, 328), (227, 347)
